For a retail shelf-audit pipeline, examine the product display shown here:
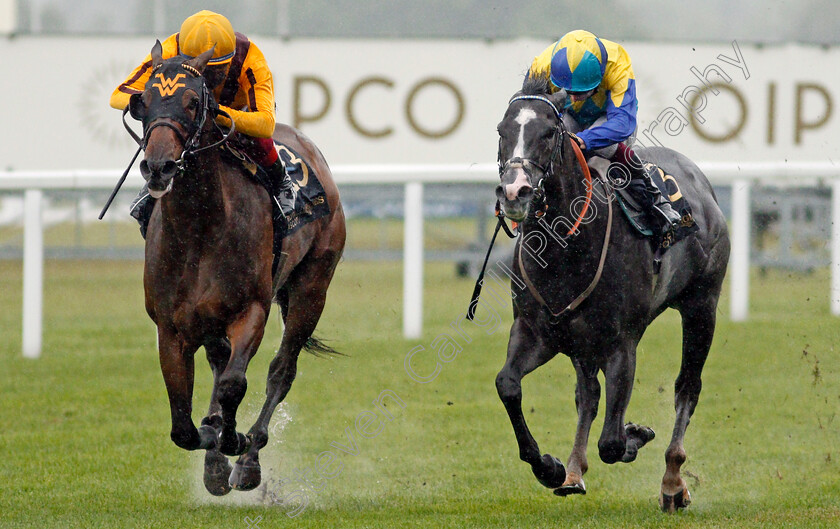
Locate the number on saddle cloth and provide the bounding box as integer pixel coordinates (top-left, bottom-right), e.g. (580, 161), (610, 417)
(643, 163), (699, 238)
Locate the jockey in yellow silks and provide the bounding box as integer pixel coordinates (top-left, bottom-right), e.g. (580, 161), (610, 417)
(528, 30), (682, 234)
(110, 10), (296, 237)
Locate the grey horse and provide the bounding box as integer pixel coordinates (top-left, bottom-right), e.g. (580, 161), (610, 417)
(493, 77), (730, 512)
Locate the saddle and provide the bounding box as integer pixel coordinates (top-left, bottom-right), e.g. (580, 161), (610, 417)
(589, 156), (698, 250)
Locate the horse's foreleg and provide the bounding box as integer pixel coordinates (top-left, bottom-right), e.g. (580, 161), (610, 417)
(661, 295), (717, 512)
(555, 357), (600, 496)
(217, 303), (267, 458)
(496, 320), (566, 490)
(158, 327), (215, 450)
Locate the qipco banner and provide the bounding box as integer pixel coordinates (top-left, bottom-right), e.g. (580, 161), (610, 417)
(0, 36), (836, 170)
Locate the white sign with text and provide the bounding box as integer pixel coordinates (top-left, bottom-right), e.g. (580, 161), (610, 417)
(0, 37), (836, 170)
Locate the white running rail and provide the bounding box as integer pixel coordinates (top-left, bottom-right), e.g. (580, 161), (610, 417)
(2, 161), (839, 357)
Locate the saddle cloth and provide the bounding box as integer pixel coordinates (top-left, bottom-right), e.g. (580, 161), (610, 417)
(274, 142), (331, 236)
(596, 159), (698, 249)
(222, 140), (332, 241)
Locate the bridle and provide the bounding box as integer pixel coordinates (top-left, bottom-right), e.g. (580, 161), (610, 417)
(123, 61), (236, 173)
(498, 94), (567, 222)
(498, 94), (597, 238)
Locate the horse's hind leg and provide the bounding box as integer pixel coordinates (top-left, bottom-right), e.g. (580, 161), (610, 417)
(661, 290), (719, 513)
(157, 327), (217, 451)
(217, 303), (268, 458)
(496, 320), (567, 490)
(230, 253), (340, 492)
(597, 339), (656, 466)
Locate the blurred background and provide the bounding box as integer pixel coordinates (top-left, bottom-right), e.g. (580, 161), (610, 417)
(12, 0), (840, 42)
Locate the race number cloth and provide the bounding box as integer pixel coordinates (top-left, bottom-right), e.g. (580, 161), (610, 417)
(274, 142), (331, 236)
(612, 162), (698, 248)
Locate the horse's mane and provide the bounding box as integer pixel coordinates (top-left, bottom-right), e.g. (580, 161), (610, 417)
(521, 73), (553, 96)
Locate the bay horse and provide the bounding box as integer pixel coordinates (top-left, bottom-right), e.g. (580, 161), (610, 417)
(128, 42), (345, 495)
(493, 77), (729, 512)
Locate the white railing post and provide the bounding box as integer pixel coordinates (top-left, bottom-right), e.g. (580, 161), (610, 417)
(831, 179), (840, 315)
(22, 189), (44, 358)
(730, 179), (750, 322)
(403, 182), (423, 339)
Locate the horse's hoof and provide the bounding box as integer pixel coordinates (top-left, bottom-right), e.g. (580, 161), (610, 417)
(626, 423), (655, 444)
(659, 487), (692, 513)
(532, 454), (566, 489)
(203, 450), (233, 496)
(220, 431), (250, 457)
(622, 423), (656, 462)
(197, 425), (219, 450)
(229, 461), (262, 491)
(554, 483), (586, 496)
(554, 472), (586, 496)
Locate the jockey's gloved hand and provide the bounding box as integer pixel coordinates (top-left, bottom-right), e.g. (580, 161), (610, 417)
(568, 132), (586, 150)
(211, 102), (235, 131)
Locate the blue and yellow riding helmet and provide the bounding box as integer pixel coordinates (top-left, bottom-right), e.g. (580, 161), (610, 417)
(549, 30), (608, 93)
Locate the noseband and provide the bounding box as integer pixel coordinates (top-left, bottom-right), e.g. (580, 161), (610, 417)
(123, 62), (235, 172)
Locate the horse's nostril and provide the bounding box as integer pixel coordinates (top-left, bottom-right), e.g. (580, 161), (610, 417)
(519, 185), (534, 199)
(143, 159), (179, 180)
(139, 160), (151, 179)
(495, 185), (505, 201)
(162, 160), (179, 177)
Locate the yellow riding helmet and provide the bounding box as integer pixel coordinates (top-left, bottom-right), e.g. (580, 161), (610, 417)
(178, 10), (236, 65)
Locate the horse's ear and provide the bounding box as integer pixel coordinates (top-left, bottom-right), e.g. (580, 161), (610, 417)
(129, 93), (145, 121)
(150, 39), (163, 69)
(551, 88), (567, 111)
(186, 45), (215, 74)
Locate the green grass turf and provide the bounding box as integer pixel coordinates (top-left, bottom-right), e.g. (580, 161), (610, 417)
(0, 260), (838, 528)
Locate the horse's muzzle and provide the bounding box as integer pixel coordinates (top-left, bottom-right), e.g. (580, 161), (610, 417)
(497, 168), (534, 222)
(141, 158), (179, 198)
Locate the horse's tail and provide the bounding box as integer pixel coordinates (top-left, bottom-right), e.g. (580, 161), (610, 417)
(303, 334), (344, 357)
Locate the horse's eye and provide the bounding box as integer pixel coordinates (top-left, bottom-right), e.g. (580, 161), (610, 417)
(188, 98), (199, 110)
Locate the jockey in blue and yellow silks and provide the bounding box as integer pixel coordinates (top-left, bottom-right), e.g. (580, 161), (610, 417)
(528, 30), (682, 234)
(110, 10), (296, 238)
(529, 29), (637, 153)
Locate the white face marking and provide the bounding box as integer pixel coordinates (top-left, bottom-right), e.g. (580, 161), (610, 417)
(513, 108), (536, 158)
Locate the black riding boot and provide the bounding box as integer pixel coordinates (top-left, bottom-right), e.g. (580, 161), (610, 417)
(622, 153), (682, 235)
(262, 159), (297, 249)
(263, 159), (296, 217)
(129, 183), (154, 239)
